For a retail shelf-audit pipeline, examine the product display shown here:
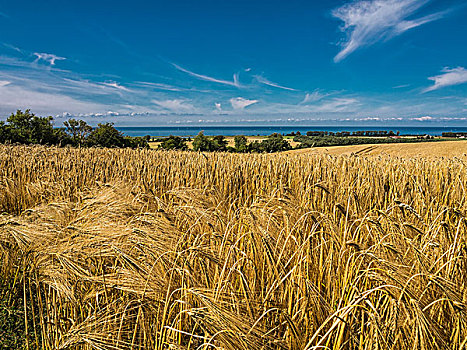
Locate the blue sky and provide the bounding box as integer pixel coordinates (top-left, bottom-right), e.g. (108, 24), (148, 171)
(0, 0), (466, 126)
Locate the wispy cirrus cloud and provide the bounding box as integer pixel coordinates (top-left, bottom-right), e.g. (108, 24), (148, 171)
(312, 98), (360, 112)
(34, 52), (66, 66)
(301, 90), (336, 104)
(152, 99), (197, 113)
(393, 84), (411, 89)
(133, 81), (184, 92)
(332, 0), (448, 62)
(230, 97), (258, 110)
(0, 56), (142, 116)
(423, 67), (467, 92)
(2, 43), (23, 53)
(101, 81), (130, 91)
(172, 63), (241, 88)
(254, 75), (298, 91)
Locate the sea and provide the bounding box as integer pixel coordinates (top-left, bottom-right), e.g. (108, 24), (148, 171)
(116, 126), (467, 137)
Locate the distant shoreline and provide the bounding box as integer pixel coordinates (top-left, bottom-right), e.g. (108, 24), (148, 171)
(115, 125), (467, 138)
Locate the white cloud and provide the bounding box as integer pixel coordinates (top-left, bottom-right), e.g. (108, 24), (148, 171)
(301, 90), (333, 104)
(332, 0), (448, 62)
(313, 98), (360, 112)
(393, 84), (411, 89)
(33, 52), (66, 66)
(152, 99), (196, 113)
(101, 81), (129, 91)
(423, 67), (467, 92)
(0, 56), (148, 116)
(230, 97), (258, 110)
(133, 81), (184, 92)
(0, 83), (107, 116)
(2, 43), (22, 53)
(411, 115), (433, 121)
(214, 103), (222, 112)
(172, 63), (241, 87)
(254, 75), (298, 91)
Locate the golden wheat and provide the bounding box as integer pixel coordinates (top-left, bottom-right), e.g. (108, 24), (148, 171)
(0, 145), (466, 349)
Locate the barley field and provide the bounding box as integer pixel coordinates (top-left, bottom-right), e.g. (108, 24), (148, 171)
(289, 140), (467, 158)
(0, 145), (466, 350)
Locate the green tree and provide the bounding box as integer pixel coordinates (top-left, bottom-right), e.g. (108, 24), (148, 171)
(87, 123), (125, 148)
(0, 121), (12, 143)
(5, 109), (57, 144)
(212, 135), (228, 151)
(124, 135), (150, 149)
(158, 135), (188, 150)
(248, 140), (264, 153)
(261, 133), (291, 152)
(234, 135), (248, 152)
(192, 131), (213, 152)
(64, 119), (92, 146)
(30, 115), (56, 144)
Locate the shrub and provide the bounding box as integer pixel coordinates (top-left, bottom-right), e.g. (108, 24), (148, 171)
(158, 135), (188, 150)
(87, 123), (125, 148)
(234, 135), (248, 152)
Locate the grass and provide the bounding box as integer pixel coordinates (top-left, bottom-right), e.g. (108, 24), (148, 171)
(0, 144), (466, 349)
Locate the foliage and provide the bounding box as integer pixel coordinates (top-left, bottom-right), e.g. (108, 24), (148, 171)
(305, 130), (399, 137)
(192, 131), (213, 152)
(0, 109), (61, 145)
(211, 135), (228, 151)
(192, 132), (228, 152)
(259, 133), (292, 152)
(0, 297), (27, 349)
(86, 123), (126, 147)
(64, 118), (93, 146)
(294, 134), (439, 148)
(158, 135), (188, 150)
(234, 135), (248, 153)
(0, 111), (149, 149)
(124, 135), (150, 149)
(246, 133), (292, 153)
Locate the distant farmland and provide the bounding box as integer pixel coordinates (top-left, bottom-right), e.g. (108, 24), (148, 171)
(289, 139), (467, 157)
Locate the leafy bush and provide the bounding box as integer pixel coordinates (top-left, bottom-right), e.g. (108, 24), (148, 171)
(211, 135), (228, 151)
(86, 123), (125, 147)
(158, 135), (188, 150)
(193, 132), (229, 152)
(192, 131), (212, 152)
(259, 133), (291, 153)
(234, 135), (248, 153)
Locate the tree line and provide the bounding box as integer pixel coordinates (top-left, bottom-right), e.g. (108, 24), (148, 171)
(292, 134), (437, 148)
(0, 110), (292, 153)
(0, 110), (150, 148)
(159, 132), (292, 153)
(300, 130), (400, 137)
